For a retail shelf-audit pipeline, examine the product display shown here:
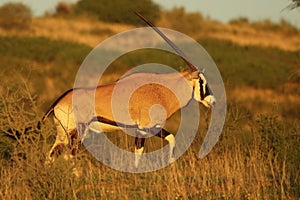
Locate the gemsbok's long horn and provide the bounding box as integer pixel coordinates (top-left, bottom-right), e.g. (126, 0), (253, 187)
(135, 11), (199, 72)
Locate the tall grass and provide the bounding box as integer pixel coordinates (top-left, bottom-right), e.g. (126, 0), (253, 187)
(0, 81), (299, 199)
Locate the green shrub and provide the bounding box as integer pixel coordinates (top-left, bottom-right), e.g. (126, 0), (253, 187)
(199, 38), (297, 89)
(54, 2), (74, 16)
(278, 19), (299, 35)
(0, 36), (91, 65)
(251, 19), (281, 32)
(0, 35), (92, 104)
(74, 0), (161, 25)
(0, 2), (32, 30)
(286, 0), (300, 10)
(229, 17), (249, 26)
(163, 7), (203, 35)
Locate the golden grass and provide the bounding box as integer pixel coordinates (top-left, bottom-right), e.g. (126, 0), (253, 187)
(205, 23), (300, 52)
(0, 81), (298, 199)
(0, 17), (134, 47)
(0, 117), (294, 199)
(0, 15), (299, 199)
(229, 85), (300, 119)
(0, 16), (299, 51)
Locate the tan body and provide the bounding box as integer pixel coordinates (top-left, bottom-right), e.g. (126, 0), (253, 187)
(53, 71), (192, 133)
(44, 71), (215, 166)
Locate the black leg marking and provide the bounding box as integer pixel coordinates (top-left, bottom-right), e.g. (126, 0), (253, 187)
(50, 144), (65, 158)
(69, 129), (82, 156)
(135, 132), (145, 149)
(153, 128), (171, 139)
(134, 131), (146, 167)
(154, 128), (176, 162)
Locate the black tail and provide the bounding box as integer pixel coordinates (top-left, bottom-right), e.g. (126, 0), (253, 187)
(37, 105), (55, 130)
(37, 87), (74, 130)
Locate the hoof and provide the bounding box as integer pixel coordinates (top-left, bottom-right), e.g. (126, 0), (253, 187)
(169, 157), (176, 163)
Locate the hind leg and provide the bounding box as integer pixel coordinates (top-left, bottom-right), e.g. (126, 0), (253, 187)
(47, 118), (70, 163)
(134, 130), (146, 168)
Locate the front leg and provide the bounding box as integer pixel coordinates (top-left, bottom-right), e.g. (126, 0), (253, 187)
(154, 128), (176, 163)
(134, 127), (176, 167)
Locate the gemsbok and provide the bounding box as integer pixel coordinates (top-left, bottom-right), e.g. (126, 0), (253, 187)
(41, 12), (216, 167)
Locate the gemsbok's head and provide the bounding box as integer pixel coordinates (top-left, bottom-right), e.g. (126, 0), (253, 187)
(190, 70), (216, 108)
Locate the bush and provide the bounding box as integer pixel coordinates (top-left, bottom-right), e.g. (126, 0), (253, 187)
(279, 19), (299, 35)
(286, 0), (300, 10)
(229, 17), (249, 26)
(74, 0), (161, 25)
(55, 2), (74, 16)
(0, 2), (32, 30)
(230, 18), (299, 35)
(162, 7), (203, 35)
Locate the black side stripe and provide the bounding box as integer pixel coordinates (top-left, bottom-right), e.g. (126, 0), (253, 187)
(90, 116), (138, 129)
(89, 116), (165, 135)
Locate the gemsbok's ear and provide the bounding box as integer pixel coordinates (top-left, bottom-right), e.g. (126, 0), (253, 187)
(191, 71), (200, 79)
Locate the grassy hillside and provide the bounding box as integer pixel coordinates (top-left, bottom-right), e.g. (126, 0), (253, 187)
(0, 15), (299, 199)
(1, 15), (299, 51)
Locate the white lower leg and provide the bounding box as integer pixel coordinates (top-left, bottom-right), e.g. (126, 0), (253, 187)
(134, 147), (144, 167)
(46, 142), (60, 164)
(165, 134), (176, 163)
(45, 152), (55, 165)
(45, 143), (64, 165)
(81, 126), (91, 142)
(47, 118), (69, 163)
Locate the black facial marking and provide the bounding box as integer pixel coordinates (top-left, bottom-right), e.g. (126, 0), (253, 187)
(199, 78), (205, 100)
(90, 116), (168, 135)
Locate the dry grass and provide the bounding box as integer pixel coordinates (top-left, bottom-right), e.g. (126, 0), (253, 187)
(0, 113), (296, 199)
(0, 15), (299, 199)
(229, 85), (300, 119)
(207, 23), (300, 52)
(0, 16), (299, 52)
(0, 80), (299, 200)
(0, 17), (133, 47)
(0, 126), (294, 199)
